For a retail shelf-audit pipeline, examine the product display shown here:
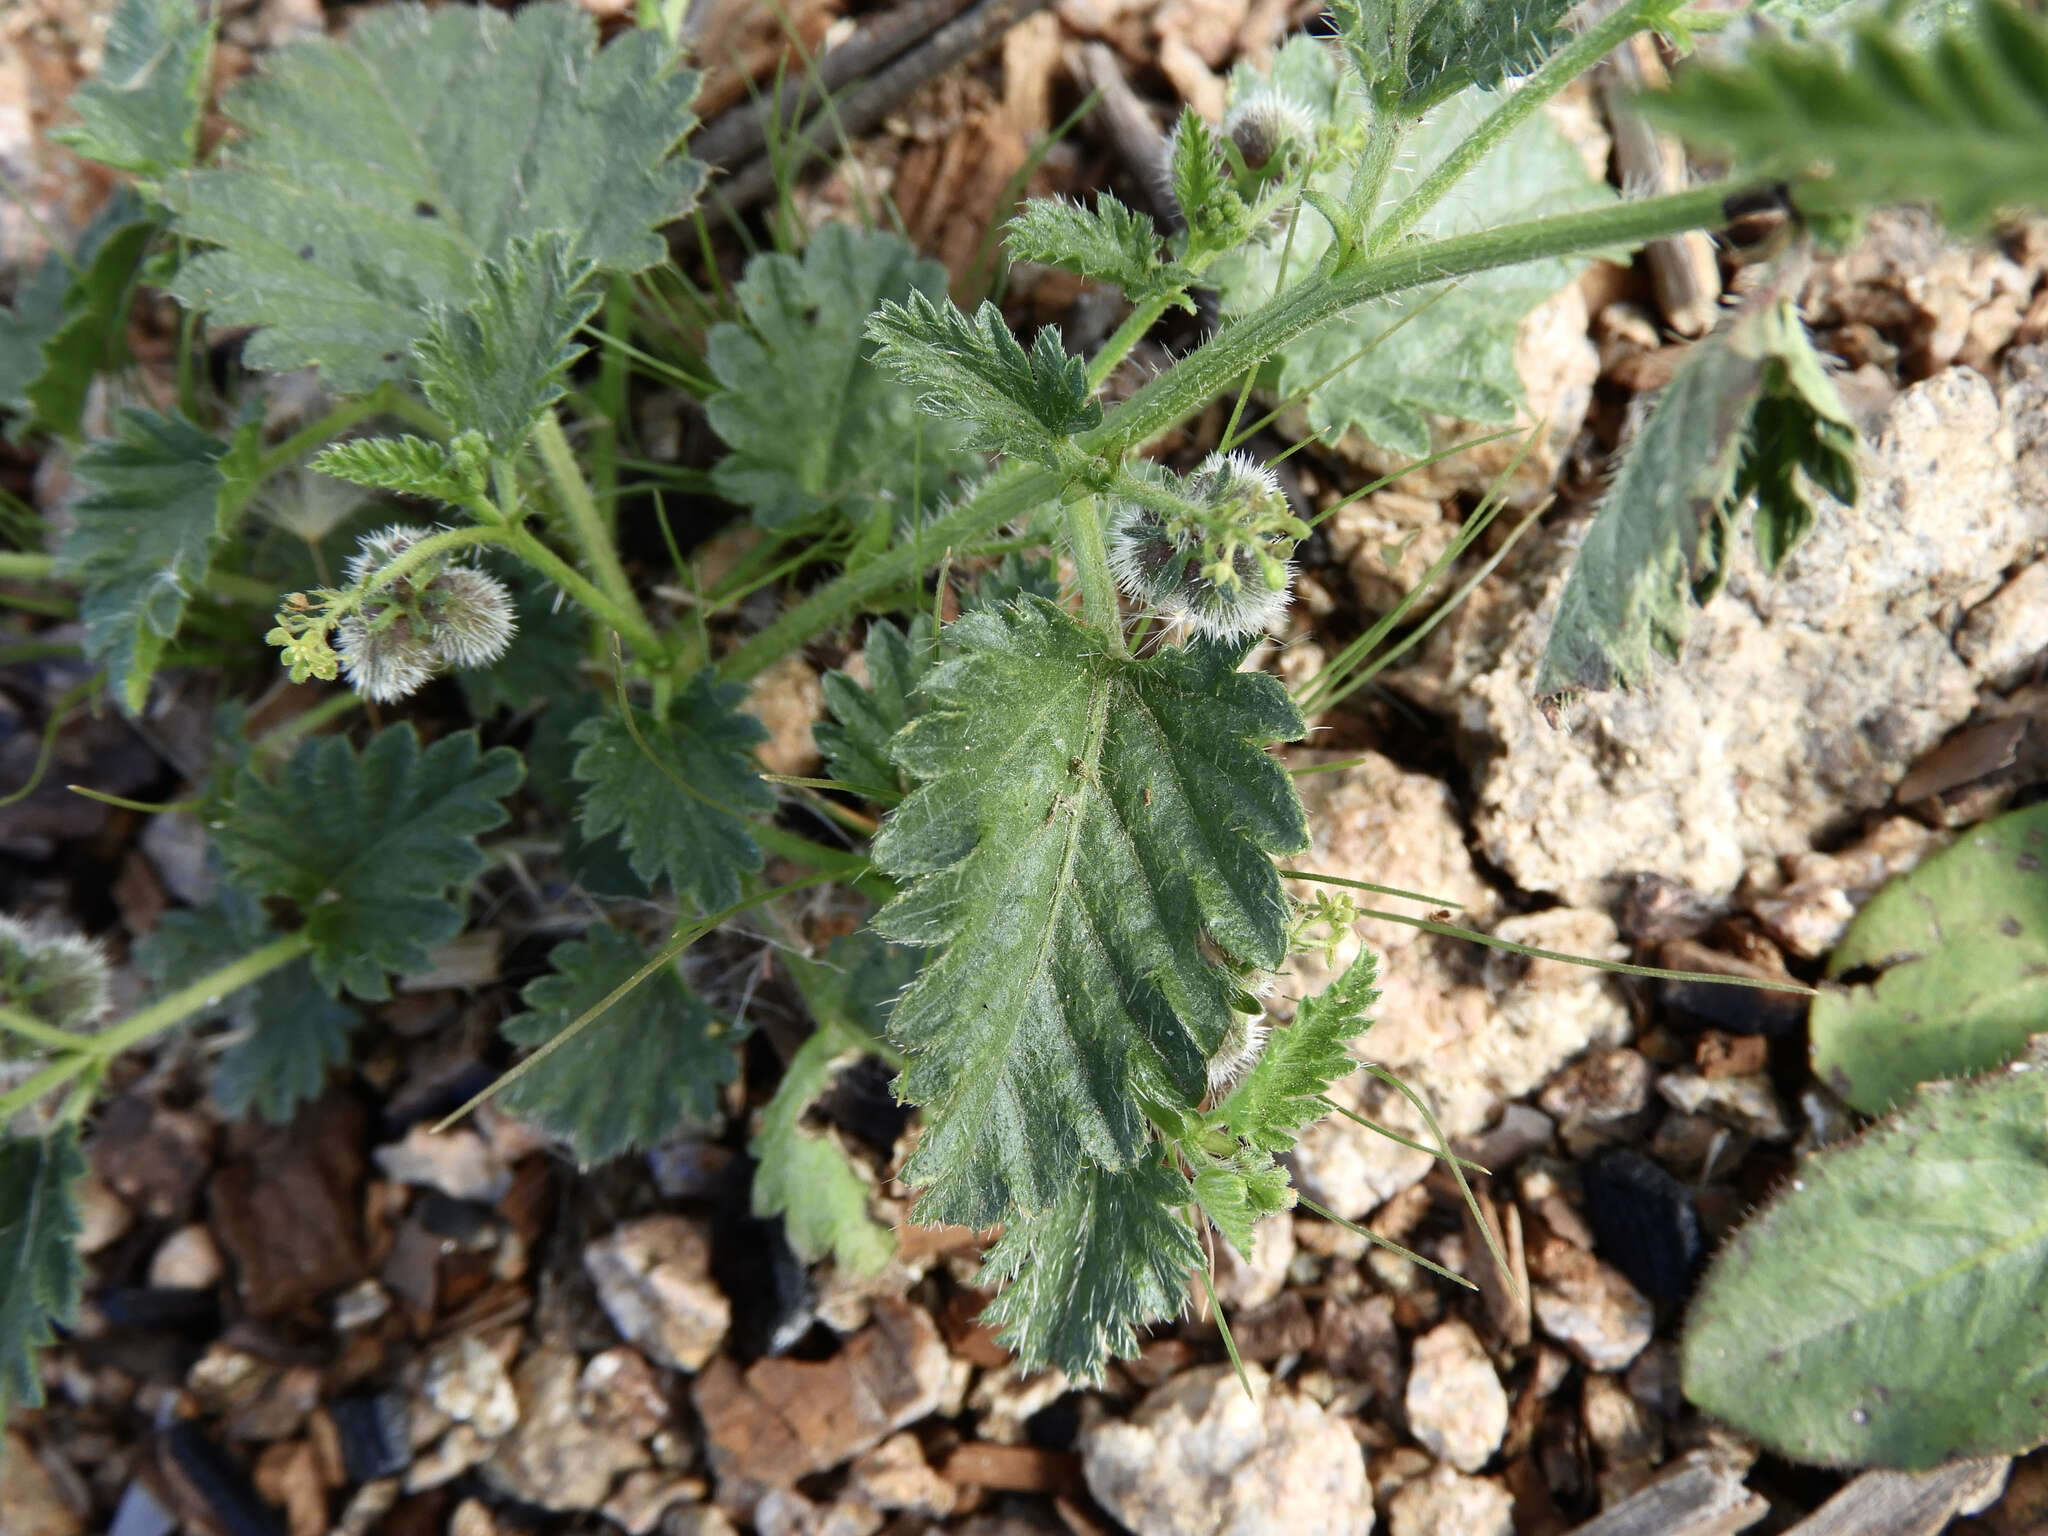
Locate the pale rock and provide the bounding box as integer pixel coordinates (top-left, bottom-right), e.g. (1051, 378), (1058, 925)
(1212, 1210), (1294, 1309)
(486, 1349), (651, 1511)
(1582, 1372), (1662, 1466)
(1055, 0), (1153, 33)
(968, 1363), (1069, 1445)
(335, 1479), (400, 1536)
(1657, 1070), (1792, 1141)
(1428, 365), (2047, 908)
(585, 1216), (731, 1372)
(1081, 1363), (1373, 1536)
(148, 1222), (224, 1289)
(0, 1432), (83, 1536)
(580, 1346), (673, 1442)
(1750, 816), (1948, 959)
(331, 1278), (392, 1330)
(1386, 1465), (1515, 1536)
(664, 1507), (741, 1536)
(1155, 0), (1251, 66)
(1958, 560), (2048, 688)
(1325, 492), (1458, 613)
(373, 1125), (511, 1203)
(73, 1170), (130, 1256)
(423, 1335), (520, 1438)
(1403, 1321), (1507, 1473)
(1538, 1049), (1653, 1128)
(605, 1470), (708, 1535)
(846, 1432), (957, 1518)
(451, 1499), (502, 1536)
(1159, 35), (1227, 121)
(406, 1424), (493, 1492)
(1529, 1238), (1654, 1371)
(752, 1489), (884, 1536)
(745, 654), (826, 778)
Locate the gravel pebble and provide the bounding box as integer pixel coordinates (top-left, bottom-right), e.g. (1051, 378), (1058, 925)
(585, 1216), (732, 1372)
(1385, 1465), (1514, 1536)
(1403, 1322), (1506, 1473)
(1530, 1237), (1656, 1371)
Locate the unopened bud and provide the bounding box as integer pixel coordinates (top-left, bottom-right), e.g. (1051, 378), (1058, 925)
(0, 914), (111, 1043)
(1225, 87), (1315, 171)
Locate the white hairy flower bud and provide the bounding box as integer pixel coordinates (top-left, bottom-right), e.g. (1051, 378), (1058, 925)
(1106, 452), (1295, 641)
(1225, 87), (1315, 170)
(0, 914), (111, 1041)
(336, 525), (518, 701)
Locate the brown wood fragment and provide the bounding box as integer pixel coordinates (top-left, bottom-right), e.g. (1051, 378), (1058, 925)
(1599, 35), (1721, 338)
(1782, 1459), (2011, 1536)
(1561, 1452), (1767, 1536)
(942, 1442), (1086, 1498)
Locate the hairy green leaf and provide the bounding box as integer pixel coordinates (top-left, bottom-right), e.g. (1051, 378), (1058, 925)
(1332, 0), (1579, 110)
(1214, 42), (1610, 457)
(1169, 109), (1256, 259)
(814, 615), (939, 800)
(1216, 945), (1379, 1155)
(979, 1157), (1202, 1382)
(753, 933), (919, 1272)
(1538, 286), (1856, 697)
(0, 1127), (86, 1420)
(1646, 0), (2048, 235)
(0, 254), (70, 436)
(873, 599), (1308, 1229)
(1006, 194), (1179, 303)
(570, 673), (772, 913)
(867, 291), (1100, 463)
(139, 887), (359, 1123)
(1756, 0), (1972, 40)
(312, 435), (483, 507)
(47, 0), (211, 177)
(213, 725), (523, 999)
(499, 924), (734, 1165)
(11, 192), (157, 441)
(706, 224), (978, 533)
(54, 408), (257, 713)
(161, 1), (702, 393)
(1683, 1063), (2048, 1468)
(1192, 1150), (1294, 1261)
(1810, 805), (2048, 1113)
(415, 234), (600, 456)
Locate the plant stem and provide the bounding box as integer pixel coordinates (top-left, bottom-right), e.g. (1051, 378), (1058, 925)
(533, 410), (655, 650)
(1372, 0), (1668, 254)
(1351, 108), (1407, 234)
(1061, 492), (1128, 656)
(0, 1006), (88, 1055)
(1085, 293), (1175, 391)
(502, 523), (663, 657)
(254, 384), (408, 485)
(0, 552), (55, 581)
(753, 822), (892, 902)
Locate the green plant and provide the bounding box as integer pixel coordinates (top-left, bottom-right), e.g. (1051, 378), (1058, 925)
(4, 0), (2045, 1424)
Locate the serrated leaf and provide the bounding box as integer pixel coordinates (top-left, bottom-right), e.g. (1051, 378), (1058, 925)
(1191, 1150), (1295, 1261)
(979, 1157), (1202, 1383)
(1537, 289), (1856, 697)
(705, 223), (979, 534)
(570, 672), (772, 913)
(814, 615), (940, 800)
(161, 1), (702, 394)
(139, 886), (359, 1122)
(872, 598), (1309, 1229)
(499, 924), (734, 1165)
(414, 234), (599, 456)
(1810, 805), (2048, 1113)
(1332, 0), (1579, 111)
(1006, 194), (1177, 302)
(1646, 0), (2048, 235)
(1170, 109), (1256, 258)
(17, 191), (157, 441)
(47, 0), (211, 177)
(1216, 945), (1379, 1155)
(752, 933), (919, 1272)
(213, 725), (522, 999)
(53, 408), (255, 713)
(964, 551), (1062, 613)
(1683, 1064), (2048, 1468)
(0, 1127), (86, 1420)
(867, 291), (1100, 462)
(312, 435), (479, 505)
(0, 253), (70, 435)
(1214, 43), (1610, 457)
(1755, 0), (1972, 42)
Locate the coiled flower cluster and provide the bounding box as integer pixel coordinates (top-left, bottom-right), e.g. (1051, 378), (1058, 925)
(0, 914), (111, 1094)
(1105, 451), (1305, 641)
(335, 526), (517, 702)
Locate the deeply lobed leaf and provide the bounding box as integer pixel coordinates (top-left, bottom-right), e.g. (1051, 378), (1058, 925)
(213, 725), (523, 999)
(0, 1128), (86, 1420)
(706, 224), (978, 533)
(1332, 0), (1579, 110)
(1683, 1064), (2048, 1468)
(47, 0), (211, 177)
(1216, 945), (1380, 1155)
(499, 925), (736, 1165)
(162, 1), (702, 393)
(570, 673), (773, 914)
(814, 615), (940, 800)
(313, 435), (483, 507)
(1005, 195), (1179, 305)
(866, 291), (1101, 463)
(872, 599), (1308, 1229)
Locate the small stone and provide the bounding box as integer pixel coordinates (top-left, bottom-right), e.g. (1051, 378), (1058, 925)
(1386, 1465), (1514, 1536)
(74, 1171), (132, 1256)
(423, 1336), (519, 1439)
(1538, 1050), (1652, 1127)
(663, 1506), (741, 1536)
(148, 1224), (224, 1290)
(586, 1216), (731, 1372)
(185, 1345), (323, 1442)
(0, 1432), (84, 1536)
(450, 1498), (501, 1536)
(1404, 1321), (1507, 1473)
(331, 1278), (391, 1331)
(744, 654), (826, 778)
(579, 1347), (673, 1442)
(1581, 1373), (1662, 1467)
(333, 1479), (399, 1536)
(604, 1470), (706, 1535)
(1657, 1070), (1792, 1141)
(967, 1363), (1070, 1445)
(404, 1424), (492, 1492)
(1312, 1294), (1404, 1404)
(1529, 1237), (1655, 1371)
(251, 1442), (325, 1536)
(752, 1490), (884, 1536)
(372, 1125), (512, 1203)
(1581, 1146), (1704, 1306)
(846, 1433), (957, 1518)
(486, 1348), (650, 1511)
(328, 1392), (412, 1482)
(1230, 1292), (1317, 1363)
(1080, 1363), (1373, 1536)
(1212, 1210), (1294, 1309)
(1958, 559), (2048, 687)
(1459, 1104), (1555, 1176)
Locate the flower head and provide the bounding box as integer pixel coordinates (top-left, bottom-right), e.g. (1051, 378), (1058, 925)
(1106, 452), (1297, 641)
(1225, 87), (1315, 171)
(331, 525), (518, 702)
(0, 914), (111, 1044)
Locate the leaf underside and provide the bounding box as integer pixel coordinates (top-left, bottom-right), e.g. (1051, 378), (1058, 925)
(1214, 41), (1611, 458)
(212, 725), (523, 999)
(499, 924), (735, 1165)
(0, 1127), (86, 1419)
(706, 223), (979, 533)
(872, 598), (1308, 1229)
(1683, 1065), (2048, 1469)
(161, 1), (702, 393)
(1811, 803), (2048, 1112)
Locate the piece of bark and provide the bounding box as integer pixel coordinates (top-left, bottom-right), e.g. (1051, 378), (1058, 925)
(208, 1093), (368, 1321)
(1464, 1181), (1532, 1349)
(1782, 1460), (2011, 1536)
(941, 1443), (1087, 1497)
(1562, 1452), (1767, 1536)
(1073, 40), (1173, 225)
(1599, 35), (1720, 337)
